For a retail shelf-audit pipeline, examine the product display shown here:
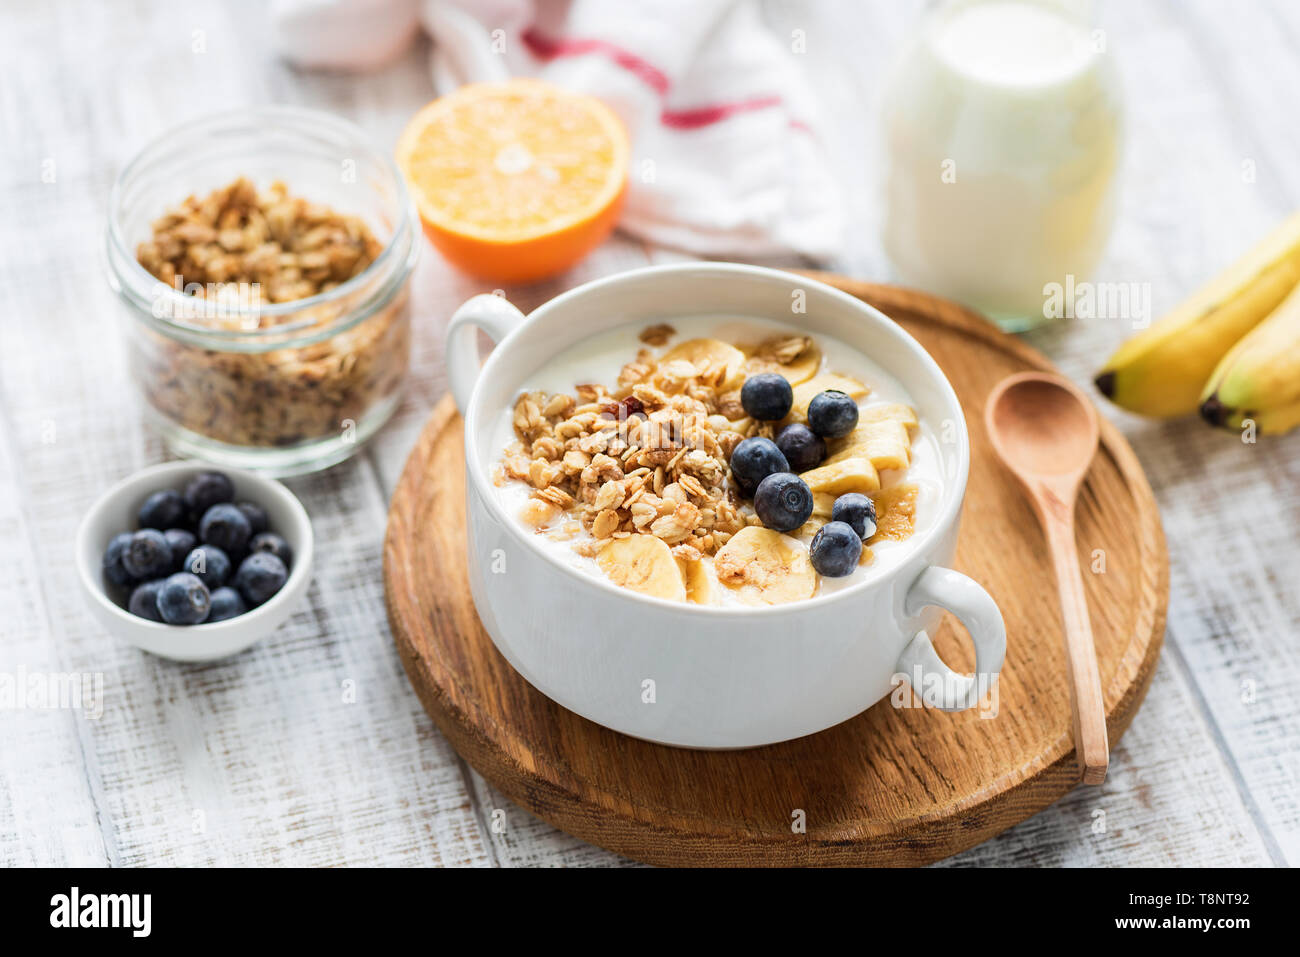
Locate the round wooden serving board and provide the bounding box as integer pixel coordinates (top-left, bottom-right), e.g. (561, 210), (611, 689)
(384, 273), (1168, 866)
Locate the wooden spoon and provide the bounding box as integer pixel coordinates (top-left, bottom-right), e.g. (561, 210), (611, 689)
(985, 372), (1109, 786)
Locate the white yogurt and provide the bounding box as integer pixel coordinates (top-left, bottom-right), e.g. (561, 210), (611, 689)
(490, 316), (945, 606)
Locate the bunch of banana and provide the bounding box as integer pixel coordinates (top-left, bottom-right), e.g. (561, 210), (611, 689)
(1200, 281), (1300, 433)
(1095, 210), (1300, 432)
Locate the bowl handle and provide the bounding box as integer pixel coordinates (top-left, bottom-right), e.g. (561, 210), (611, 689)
(446, 294), (527, 413)
(896, 565), (1006, 712)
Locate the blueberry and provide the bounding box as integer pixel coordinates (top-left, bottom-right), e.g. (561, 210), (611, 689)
(807, 390), (860, 438)
(183, 471), (235, 517)
(199, 503), (252, 554)
(183, 544), (231, 589)
(127, 579), (166, 621)
(775, 423), (826, 473)
(740, 373), (794, 421)
(754, 472), (814, 532)
(163, 529), (198, 572)
(207, 586), (248, 622)
(137, 489), (185, 530)
(248, 531), (293, 569)
(156, 572), (211, 624)
(832, 493), (878, 541)
(809, 521), (863, 578)
(102, 532), (136, 587)
(121, 528), (172, 580)
(729, 437), (789, 494)
(235, 552), (288, 606)
(235, 501), (269, 536)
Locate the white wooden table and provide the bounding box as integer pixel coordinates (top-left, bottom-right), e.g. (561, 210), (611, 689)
(2, 0), (1296, 867)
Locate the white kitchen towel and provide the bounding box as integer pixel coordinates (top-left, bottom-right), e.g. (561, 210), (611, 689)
(271, 0), (844, 260)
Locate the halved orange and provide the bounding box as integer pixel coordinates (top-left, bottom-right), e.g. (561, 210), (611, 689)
(396, 79), (629, 284)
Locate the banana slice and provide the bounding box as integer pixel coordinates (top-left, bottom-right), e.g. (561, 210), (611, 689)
(867, 484), (919, 544)
(798, 515), (829, 539)
(787, 373), (869, 423)
(714, 526), (816, 605)
(597, 536), (687, 602)
(825, 420), (912, 471)
(659, 338), (746, 390)
(677, 556), (711, 604)
(799, 457), (880, 495)
(743, 335), (823, 385)
(811, 492), (836, 518)
(858, 403), (919, 430)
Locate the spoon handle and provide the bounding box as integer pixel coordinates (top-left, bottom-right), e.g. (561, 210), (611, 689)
(1044, 512), (1110, 786)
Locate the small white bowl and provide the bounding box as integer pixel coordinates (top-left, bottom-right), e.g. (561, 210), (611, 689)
(75, 461), (314, 662)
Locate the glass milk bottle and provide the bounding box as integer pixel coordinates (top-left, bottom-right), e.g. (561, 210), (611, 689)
(881, 0), (1122, 331)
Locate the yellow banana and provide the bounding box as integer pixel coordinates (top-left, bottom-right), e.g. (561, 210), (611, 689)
(1200, 279), (1300, 434)
(596, 536), (686, 602)
(713, 526), (816, 605)
(1204, 400), (1300, 435)
(743, 335), (822, 385)
(658, 338), (746, 390)
(1095, 210), (1300, 417)
(786, 373), (868, 423)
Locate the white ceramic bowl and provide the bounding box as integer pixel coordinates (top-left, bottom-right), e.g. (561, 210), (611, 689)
(75, 461), (314, 662)
(447, 263), (1005, 748)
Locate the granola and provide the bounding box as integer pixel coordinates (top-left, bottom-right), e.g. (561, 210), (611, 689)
(495, 323), (925, 606)
(501, 371), (754, 558)
(132, 178), (409, 450)
(136, 178), (382, 302)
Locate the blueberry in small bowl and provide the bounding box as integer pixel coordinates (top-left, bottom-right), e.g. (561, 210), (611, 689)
(138, 489), (185, 530)
(183, 470), (236, 517)
(234, 552), (289, 607)
(163, 528), (198, 571)
(235, 502), (269, 536)
(184, 544), (232, 589)
(127, 579), (166, 622)
(122, 529), (173, 580)
(157, 572), (212, 625)
(102, 532), (135, 588)
(76, 462), (313, 662)
(208, 587), (249, 623)
(199, 503), (252, 555)
(248, 531), (293, 568)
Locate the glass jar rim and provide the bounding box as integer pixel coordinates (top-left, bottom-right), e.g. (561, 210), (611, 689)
(104, 105), (418, 343)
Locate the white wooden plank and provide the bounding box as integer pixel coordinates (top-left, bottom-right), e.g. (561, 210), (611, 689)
(946, 656), (1272, 866)
(0, 0), (491, 867)
(0, 406), (112, 867)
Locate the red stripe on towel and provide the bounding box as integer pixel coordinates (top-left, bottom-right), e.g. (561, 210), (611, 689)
(522, 27), (670, 94)
(521, 28), (799, 132)
(660, 94), (784, 129)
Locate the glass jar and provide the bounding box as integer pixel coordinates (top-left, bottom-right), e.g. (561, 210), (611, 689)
(881, 0), (1122, 331)
(105, 107), (418, 476)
